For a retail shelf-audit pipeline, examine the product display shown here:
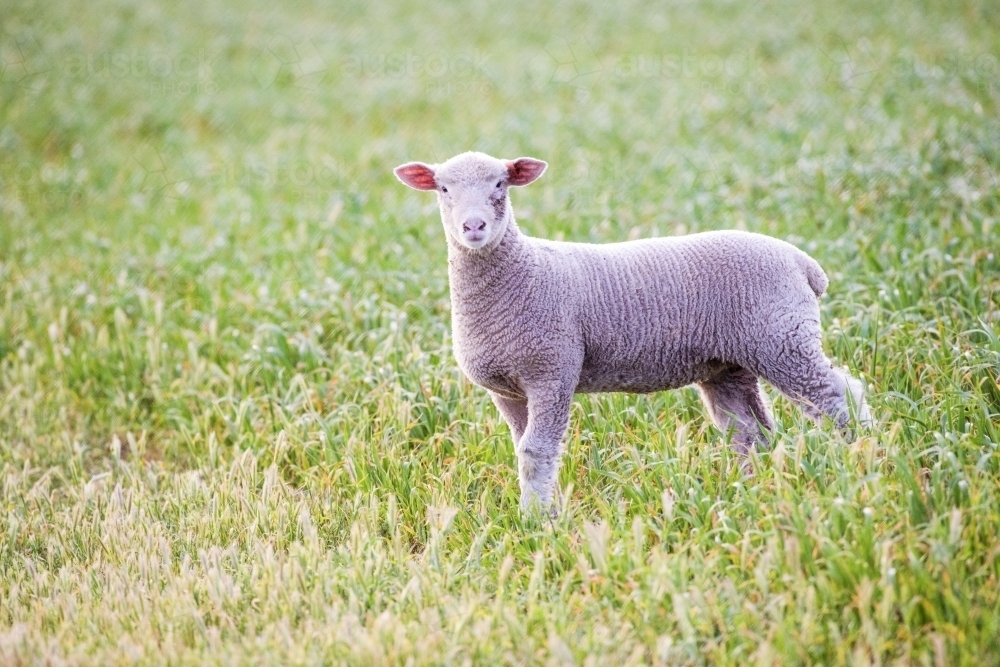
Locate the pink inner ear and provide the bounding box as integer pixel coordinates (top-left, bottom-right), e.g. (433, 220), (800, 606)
(394, 163), (437, 190)
(506, 158), (547, 186)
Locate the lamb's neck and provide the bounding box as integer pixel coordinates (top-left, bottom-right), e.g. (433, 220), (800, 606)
(447, 219), (532, 306)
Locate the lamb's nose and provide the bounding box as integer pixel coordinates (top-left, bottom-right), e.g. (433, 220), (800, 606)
(463, 218), (487, 232)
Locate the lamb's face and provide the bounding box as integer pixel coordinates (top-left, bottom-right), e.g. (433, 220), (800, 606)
(394, 152), (547, 251)
(433, 155), (512, 250)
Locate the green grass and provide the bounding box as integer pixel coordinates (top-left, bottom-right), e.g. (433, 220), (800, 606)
(2, 0), (1000, 663)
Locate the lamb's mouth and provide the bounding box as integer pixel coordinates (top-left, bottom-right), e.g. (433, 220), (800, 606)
(461, 233), (489, 248)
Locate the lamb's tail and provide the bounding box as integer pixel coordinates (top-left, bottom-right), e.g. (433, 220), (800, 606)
(797, 252), (828, 297)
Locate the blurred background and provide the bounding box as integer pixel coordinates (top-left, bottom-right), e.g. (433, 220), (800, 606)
(1, 0), (999, 661)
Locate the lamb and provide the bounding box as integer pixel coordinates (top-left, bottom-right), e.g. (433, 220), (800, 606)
(394, 151), (872, 513)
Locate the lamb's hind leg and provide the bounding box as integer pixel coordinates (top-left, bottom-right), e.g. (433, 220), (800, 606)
(759, 341), (872, 432)
(697, 366), (774, 455)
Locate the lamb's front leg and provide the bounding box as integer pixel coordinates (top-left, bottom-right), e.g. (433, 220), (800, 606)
(518, 385), (573, 515)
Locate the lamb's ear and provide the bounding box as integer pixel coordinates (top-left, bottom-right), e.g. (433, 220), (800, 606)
(394, 162), (437, 191)
(505, 158), (547, 187)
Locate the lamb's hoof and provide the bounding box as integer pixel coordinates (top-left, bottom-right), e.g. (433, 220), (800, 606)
(839, 419), (871, 443)
(520, 493), (560, 521)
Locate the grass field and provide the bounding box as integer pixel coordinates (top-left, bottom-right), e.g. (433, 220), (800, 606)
(2, 0), (1000, 663)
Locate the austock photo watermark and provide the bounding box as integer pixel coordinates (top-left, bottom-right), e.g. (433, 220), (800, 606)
(245, 31), (494, 96)
(819, 38), (999, 99)
(251, 35), (327, 91)
(63, 50), (219, 95)
(541, 37), (768, 97)
(1, 29), (219, 96)
(3, 153), (353, 209)
(4, 160), (88, 209)
(342, 50), (493, 95)
(128, 148), (355, 202)
(0, 32), (50, 90)
(545, 145), (721, 210)
(201, 157), (355, 200)
(893, 52), (999, 96)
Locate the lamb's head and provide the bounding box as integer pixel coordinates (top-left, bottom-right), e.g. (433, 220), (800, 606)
(394, 151), (546, 251)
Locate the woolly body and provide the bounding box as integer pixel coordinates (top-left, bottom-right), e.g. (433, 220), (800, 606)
(451, 226), (830, 399)
(395, 151), (870, 512)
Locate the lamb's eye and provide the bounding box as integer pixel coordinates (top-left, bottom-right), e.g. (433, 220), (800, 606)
(495, 181), (502, 188)
(441, 186), (448, 193)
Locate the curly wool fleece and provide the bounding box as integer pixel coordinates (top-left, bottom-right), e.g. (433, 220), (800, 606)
(395, 151), (871, 512)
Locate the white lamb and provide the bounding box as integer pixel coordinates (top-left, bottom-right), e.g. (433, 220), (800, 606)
(395, 151), (872, 513)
